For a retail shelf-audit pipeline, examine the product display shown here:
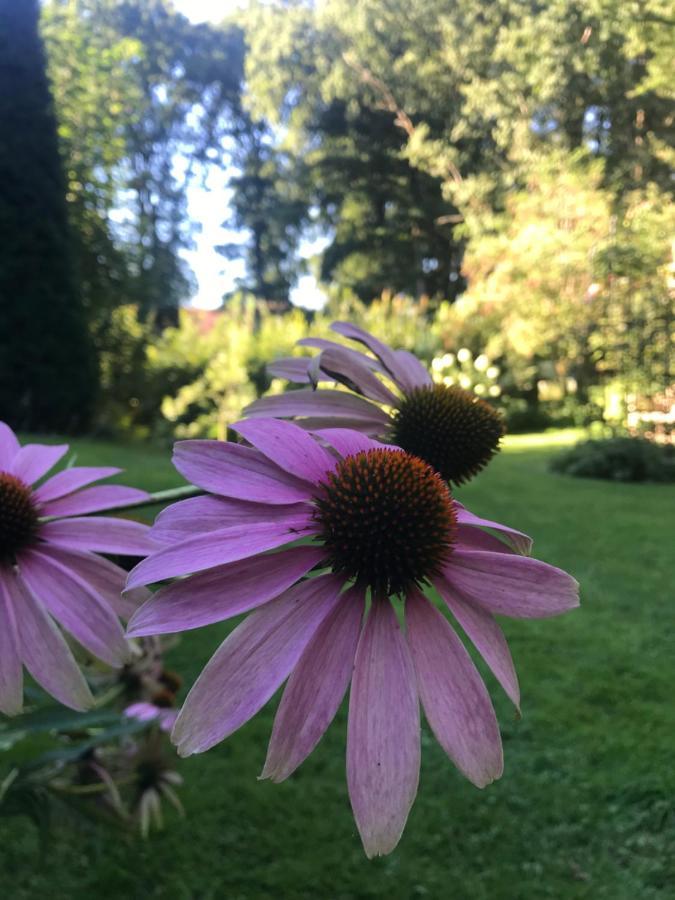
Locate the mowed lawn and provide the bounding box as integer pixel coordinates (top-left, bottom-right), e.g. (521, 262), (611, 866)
(2, 431), (674, 899)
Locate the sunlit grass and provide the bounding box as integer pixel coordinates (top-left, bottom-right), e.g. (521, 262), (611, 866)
(502, 427), (586, 451)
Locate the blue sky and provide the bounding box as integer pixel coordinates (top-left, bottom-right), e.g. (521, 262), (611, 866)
(174, 0), (326, 310)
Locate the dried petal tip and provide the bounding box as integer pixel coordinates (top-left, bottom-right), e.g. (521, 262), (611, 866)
(391, 384), (505, 485)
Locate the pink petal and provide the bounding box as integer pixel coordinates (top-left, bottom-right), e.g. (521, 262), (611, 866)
(434, 578), (520, 708)
(267, 357), (323, 383)
(10, 443), (68, 485)
(39, 516), (158, 556)
(275, 416), (383, 436)
(331, 321), (427, 394)
(125, 701), (162, 722)
(312, 428), (393, 458)
(231, 418), (336, 484)
(152, 495), (311, 543)
(172, 574), (345, 756)
(126, 511), (315, 589)
(40, 485), (149, 518)
(262, 583), (364, 782)
(347, 599), (420, 858)
(33, 544), (145, 621)
(19, 548), (129, 667)
(9, 570), (93, 711)
(391, 350), (433, 390)
(455, 524), (517, 554)
(127, 544), (326, 636)
(442, 550), (580, 618)
(243, 389), (390, 426)
(173, 440), (312, 504)
(406, 588), (503, 787)
(455, 504), (533, 556)
(0, 568), (23, 715)
(34, 466), (121, 504)
(317, 347), (399, 406)
(0, 421), (20, 470)
(298, 337), (387, 375)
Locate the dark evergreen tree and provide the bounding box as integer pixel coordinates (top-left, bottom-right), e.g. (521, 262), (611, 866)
(0, 0), (97, 431)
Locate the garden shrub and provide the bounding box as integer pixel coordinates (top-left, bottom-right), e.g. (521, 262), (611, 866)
(550, 437), (675, 483)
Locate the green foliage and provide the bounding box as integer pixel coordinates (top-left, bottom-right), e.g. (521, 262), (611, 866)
(157, 299), (312, 439)
(551, 436), (675, 483)
(41, 0), (245, 322)
(236, 0), (674, 306)
(96, 290), (620, 438)
(95, 305), (153, 436)
(0, 0), (97, 432)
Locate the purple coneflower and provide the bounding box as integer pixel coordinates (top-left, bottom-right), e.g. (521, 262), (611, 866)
(245, 321), (505, 485)
(0, 421), (156, 714)
(126, 418), (578, 857)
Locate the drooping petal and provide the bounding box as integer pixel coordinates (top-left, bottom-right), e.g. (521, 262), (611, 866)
(0, 569), (23, 715)
(231, 419), (336, 484)
(434, 578), (520, 708)
(0, 422), (20, 470)
(272, 416), (383, 436)
(173, 440), (312, 504)
(298, 337), (387, 375)
(455, 504), (533, 556)
(151, 495), (311, 544)
(347, 599), (420, 859)
(10, 443), (69, 485)
(18, 548), (129, 667)
(33, 466), (121, 504)
(267, 357), (324, 383)
(455, 524), (517, 554)
(442, 550), (580, 618)
(126, 511), (315, 589)
(40, 516), (158, 556)
(127, 545), (326, 637)
(39, 485), (149, 518)
(317, 347), (399, 406)
(406, 588), (503, 788)
(172, 574), (344, 756)
(391, 350), (433, 391)
(243, 389), (390, 427)
(330, 322), (427, 395)
(262, 583), (364, 782)
(8, 570), (93, 711)
(33, 544), (145, 620)
(312, 429), (394, 458)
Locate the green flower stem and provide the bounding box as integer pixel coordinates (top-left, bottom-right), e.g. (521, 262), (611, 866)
(121, 484), (205, 511)
(39, 484), (204, 523)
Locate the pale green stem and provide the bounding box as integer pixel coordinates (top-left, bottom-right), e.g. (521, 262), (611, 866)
(39, 484), (204, 523)
(118, 484), (205, 511)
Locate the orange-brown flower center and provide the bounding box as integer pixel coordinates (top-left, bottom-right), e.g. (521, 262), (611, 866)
(390, 383), (505, 485)
(0, 472), (39, 563)
(314, 449), (456, 596)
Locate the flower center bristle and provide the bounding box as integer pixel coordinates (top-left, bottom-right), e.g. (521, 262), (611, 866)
(0, 472), (39, 563)
(314, 449), (456, 596)
(390, 384), (505, 485)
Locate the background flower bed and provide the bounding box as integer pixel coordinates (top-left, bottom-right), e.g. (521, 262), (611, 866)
(2, 430), (673, 899)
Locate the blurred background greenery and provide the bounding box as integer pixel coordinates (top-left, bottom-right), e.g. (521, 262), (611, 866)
(0, 0), (672, 443)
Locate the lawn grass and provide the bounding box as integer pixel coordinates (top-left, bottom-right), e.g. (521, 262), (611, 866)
(2, 430), (674, 899)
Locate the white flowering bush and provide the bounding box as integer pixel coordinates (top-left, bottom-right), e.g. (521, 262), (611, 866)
(430, 348), (501, 400)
